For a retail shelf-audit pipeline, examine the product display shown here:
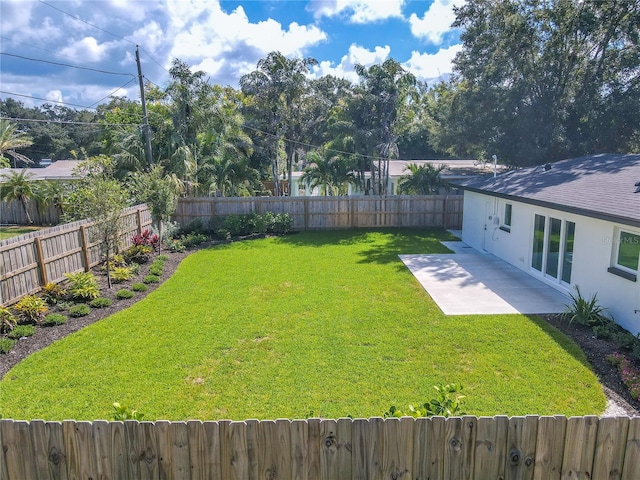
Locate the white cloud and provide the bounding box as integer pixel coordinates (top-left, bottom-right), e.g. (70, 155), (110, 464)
(409, 0), (463, 45)
(45, 90), (63, 103)
(59, 37), (111, 62)
(312, 44), (391, 83)
(164, 2), (327, 84)
(309, 0), (405, 23)
(403, 44), (462, 82)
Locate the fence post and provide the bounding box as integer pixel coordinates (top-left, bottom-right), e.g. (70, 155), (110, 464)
(136, 208), (143, 234)
(304, 198), (309, 231)
(443, 197), (448, 230)
(80, 225), (91, 272)
(34, 237), (48, 287)
(397, 197), (402, 227)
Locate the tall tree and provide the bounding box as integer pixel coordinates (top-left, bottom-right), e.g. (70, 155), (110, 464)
(449, 0), (640, 165)
(240, 52), (317, 195)
(397, 163), (450, 195)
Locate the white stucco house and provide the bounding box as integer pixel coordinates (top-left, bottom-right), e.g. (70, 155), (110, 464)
(454, 153), (640, 335)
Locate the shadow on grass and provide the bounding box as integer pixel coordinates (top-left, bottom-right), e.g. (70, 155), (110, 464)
(273, 228), (458, 265)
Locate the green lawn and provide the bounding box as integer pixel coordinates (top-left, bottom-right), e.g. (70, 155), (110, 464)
(0, 225), (43, 240)
(0, 229), (606, 420)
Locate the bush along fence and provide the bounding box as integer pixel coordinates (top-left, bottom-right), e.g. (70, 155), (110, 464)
(0, 205), (152, 307)
(1, 415), (639, 480)
(174, 195), (464, 232)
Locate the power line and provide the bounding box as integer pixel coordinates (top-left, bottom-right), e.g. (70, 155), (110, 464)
(0, 52), (135, 77)
(0, 35), (109, 67)
(87, 78), (138, 108)
(37, 0), (169, 74)
(0, 91), (97, 110)
(38, 0), (136, 46)
(2, 116), (142, 127)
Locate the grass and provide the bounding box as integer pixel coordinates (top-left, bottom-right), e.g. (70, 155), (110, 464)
(0, 229), (606, 420)
(0, 225), (43, 241)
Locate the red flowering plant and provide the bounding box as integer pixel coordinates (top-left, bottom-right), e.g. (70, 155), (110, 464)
(132, 229), (160, 249)
(606, 352), (640, 400)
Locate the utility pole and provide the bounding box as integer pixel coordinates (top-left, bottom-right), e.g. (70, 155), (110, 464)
(136, 46), (153, 166)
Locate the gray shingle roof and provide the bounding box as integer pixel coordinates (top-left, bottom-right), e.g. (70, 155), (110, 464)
(455, 154), (640, 227)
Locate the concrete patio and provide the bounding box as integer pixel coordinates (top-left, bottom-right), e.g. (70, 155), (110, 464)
(400, 242), (570, 315)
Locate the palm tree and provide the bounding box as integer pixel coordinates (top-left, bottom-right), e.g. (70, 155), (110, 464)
(300, 150), (357, 196)
(0, 119), (34, 168)
(1, 169), (36, 224)
(398, 163), (450, 195)
(34, 179), (69, 219)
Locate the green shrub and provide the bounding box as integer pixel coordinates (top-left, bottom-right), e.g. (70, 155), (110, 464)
(563, 286), (609, 327)
(14, 295), (48, 324)
(43, 313), (67, 327)
(148, 265), (163, 277)
(384, 384), (466, 418)
(0, 307), (17, 334)
(64, 271), (100, 301)
(116, 289), (135, 299)
(89, 297), (112, 308)
(614, 331), (637, 350)
(143, 274), (160, 284)
(122, 244), (153, 264)
(166, 238), (186, 252)
(69, 304), (90, 317)
(8, 324), (36, 339)
(272, 213), (293, 234)
(129, 262), (141, 275)
(218, 212), (294, 238)
(0, 337), (16, 354)
(158, 254), (169, 262)
(182, 232), (208, 247)
(131, 283), (148, 292)
(41, 282), (67, 305)
(180, 218), (204, 235)
(110, 266), (135, 283)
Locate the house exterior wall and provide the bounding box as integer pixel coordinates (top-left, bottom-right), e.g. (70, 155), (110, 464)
(462, 190), (640, 335)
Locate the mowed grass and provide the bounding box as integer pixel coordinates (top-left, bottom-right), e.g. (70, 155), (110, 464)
(0, 229), (606, 420)
(0, 225), (43, 240)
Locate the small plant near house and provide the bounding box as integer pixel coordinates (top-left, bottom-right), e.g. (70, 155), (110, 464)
(110, 266), (135, 283)
(8, 324), (35, 339)
(14, 295), (48, 324)
(116, 289), (135, 300)
(89, 297), (112, 308)
(41, 282), (67, 305)
(68, 304), (90, 318)
(42, 313), (67, 327)
(143, 274), (160, 284)
(0, 337), (16, 354)
(0, 307), (17, 334)
(65, 271), (100, 301)
(112, 402), (145, 421)
(131, 282), (148, 292)
(563, 286), (609, 327)
(384, 384), (466, 418)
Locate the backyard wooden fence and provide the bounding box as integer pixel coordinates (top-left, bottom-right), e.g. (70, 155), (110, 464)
(0, 205), (152, 306)
(174, 195), (464, 231)
(1, 415), (638, 479)
(0, 200), (61, 226)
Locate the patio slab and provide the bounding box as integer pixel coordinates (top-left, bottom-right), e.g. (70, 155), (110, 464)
(400, 242), (570, 315)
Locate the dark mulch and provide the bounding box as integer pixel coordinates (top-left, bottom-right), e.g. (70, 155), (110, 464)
(2, 240), (639, 415)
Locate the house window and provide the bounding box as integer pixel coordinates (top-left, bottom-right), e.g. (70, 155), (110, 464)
(616, 230), (640, 272)
(500, 203), (512, 232)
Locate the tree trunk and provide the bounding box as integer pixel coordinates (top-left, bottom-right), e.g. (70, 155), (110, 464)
(20, 198), (33, 224)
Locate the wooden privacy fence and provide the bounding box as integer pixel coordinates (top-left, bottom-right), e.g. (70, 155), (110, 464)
(1, 415), (638, 480)
(174, 195), (464, 231)
(0, 200), (61, 226)
(0, 205), (152, 306)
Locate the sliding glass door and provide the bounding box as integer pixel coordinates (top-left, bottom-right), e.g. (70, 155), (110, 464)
(531, 215), (575, 285)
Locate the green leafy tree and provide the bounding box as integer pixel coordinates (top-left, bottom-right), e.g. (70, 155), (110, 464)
(0, 169), (36, 224)
(0, 119), (33, 168)
(129, 165), (179, 247)
(449, 0), (640, 164)
(240, 52), (317, 195)
(300, 150), (357, 196)
(398, 163), (450, 195)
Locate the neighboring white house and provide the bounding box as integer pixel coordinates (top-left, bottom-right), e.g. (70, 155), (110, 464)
(0, 160), (82, 183)
(289, 159), (501, 196)
(454, 153), (640, 335)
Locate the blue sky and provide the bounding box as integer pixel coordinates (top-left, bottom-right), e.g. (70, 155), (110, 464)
(0, 0), (463, 109)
